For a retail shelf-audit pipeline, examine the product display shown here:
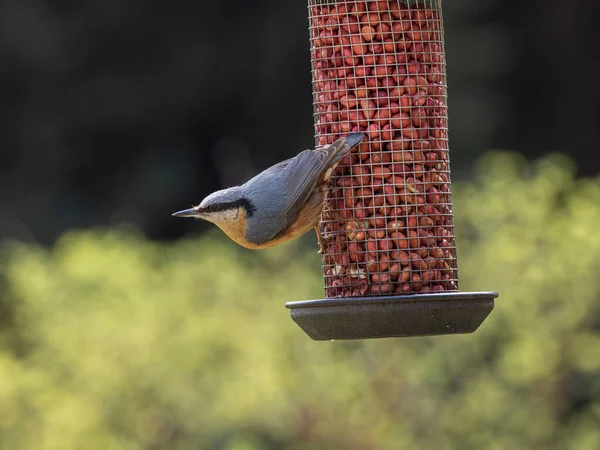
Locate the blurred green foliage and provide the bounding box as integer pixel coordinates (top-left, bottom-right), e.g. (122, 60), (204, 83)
(1, 152), (600, 450)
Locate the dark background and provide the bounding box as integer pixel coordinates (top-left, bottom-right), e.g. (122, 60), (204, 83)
(1, 0), (598, 245)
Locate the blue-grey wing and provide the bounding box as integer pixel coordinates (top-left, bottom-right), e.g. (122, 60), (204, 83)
(278, 148), (330, 222)
(278, 137), (357, 230)
(244, 137), (355, 244)
(242, 149), (327, 244)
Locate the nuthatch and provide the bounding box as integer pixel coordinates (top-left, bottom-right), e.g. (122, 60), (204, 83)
(172, 132), (364, 253)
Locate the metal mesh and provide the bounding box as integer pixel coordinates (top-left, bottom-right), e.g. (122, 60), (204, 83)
(309, 0), (459, 298)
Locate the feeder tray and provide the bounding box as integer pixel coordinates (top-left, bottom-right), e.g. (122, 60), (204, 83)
(286, 291), (498, 340)
(287, 0), (499, 340)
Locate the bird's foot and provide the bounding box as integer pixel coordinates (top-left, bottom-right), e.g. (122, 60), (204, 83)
(316, 228), (326, 255)
(316, 231), (339, 254)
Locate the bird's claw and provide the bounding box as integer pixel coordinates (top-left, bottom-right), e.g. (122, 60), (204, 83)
(316, 227), (326, 255)
(317, 242), (326, 255)
(316, 231), (339, 254)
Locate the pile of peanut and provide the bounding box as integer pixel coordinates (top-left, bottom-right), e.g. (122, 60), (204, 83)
(311, 0), (458, 297)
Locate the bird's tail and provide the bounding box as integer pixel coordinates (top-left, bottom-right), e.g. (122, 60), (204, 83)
(343, 132), (365, 149)
(324, 132), (365, 168)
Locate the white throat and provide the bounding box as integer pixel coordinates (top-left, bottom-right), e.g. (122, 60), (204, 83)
(203, 208), (239, 224)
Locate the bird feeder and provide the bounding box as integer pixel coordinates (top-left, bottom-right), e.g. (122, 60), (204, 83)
(286, 0), (498, 340)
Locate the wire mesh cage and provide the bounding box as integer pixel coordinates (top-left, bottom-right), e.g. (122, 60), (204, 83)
(310, 0), (456, 298)
(286, 0), (498, 340)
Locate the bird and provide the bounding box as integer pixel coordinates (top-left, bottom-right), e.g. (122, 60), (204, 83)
(172, 132), (364, 253)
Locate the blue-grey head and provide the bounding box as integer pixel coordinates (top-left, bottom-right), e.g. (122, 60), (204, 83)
(171, 186), (255, 226)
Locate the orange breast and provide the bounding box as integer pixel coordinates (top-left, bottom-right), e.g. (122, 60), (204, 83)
(216, 187), (327, 250)
(265, 185), (327, 248)
(215, 209), (262, 249)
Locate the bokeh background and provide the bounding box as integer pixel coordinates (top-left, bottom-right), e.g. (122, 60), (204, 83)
(1, 0), (599, 449)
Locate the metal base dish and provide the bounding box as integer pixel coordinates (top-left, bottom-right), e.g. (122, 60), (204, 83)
(285, 291), (499, 341)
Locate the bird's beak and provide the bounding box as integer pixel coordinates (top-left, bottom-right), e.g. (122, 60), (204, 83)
(172, 208), (200, 218)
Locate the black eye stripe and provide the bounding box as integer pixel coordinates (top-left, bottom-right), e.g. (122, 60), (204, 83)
(199, 198), (255, 217)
